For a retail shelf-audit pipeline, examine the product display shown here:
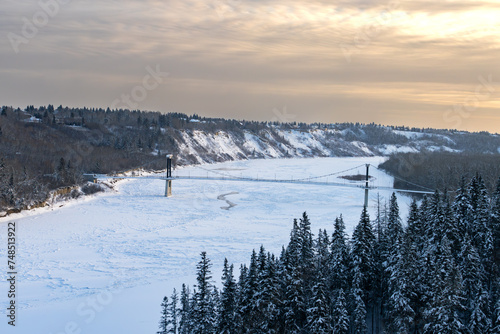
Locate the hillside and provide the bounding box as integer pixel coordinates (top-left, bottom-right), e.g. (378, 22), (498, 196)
(1, 105), (499, 211)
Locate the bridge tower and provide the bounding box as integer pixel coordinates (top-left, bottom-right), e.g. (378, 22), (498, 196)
(364, 164), (370, 208)
(165, 154), (173, 197)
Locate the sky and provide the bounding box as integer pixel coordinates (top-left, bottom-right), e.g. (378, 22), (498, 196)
(1, 0), (499, 132)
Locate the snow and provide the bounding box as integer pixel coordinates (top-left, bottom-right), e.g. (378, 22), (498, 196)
(275, 129), (330, 156)
(377, 144), (419, 155)
(351, 141), (375, 155)
(426, 146), (460, 153)
(393, 130), (425, 139)
(0, 157), (412, 334)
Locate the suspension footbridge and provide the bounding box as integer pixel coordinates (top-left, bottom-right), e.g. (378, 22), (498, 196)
(98, 157), (435, 207)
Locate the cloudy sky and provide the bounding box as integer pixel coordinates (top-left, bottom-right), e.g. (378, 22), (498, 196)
(1, 0), (499, 132)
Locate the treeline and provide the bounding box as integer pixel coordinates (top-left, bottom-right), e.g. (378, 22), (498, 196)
(0, 106), (169, 211)
(158, 175), (500, 333)
(2, 104), (500, 212)
(379, 151), (500, 194)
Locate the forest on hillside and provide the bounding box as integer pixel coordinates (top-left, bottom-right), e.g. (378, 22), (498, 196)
(158, 175), (500, 334)
(379, 152), (500, 194)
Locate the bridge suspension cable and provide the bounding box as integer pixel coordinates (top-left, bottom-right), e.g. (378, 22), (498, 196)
(194, 163), (368, 183)
(102, 160), (438, 198)
(369, 164), (435, 192)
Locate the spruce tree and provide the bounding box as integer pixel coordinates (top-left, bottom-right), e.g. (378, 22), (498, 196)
(256, 252), (282, 333)
(283, 259), (305, 333)
(352, 285), (368, 334)
(330, 215), (350, 293)
(387, 235), (414, 334)
(218, 259), (237, 334)
(384, 193), (404, 326)
(493, 294), (500, 333)
(350, 206), (375, 317)
(239, 250), (258, 331)
(332, 288), (349, 334)
(158, 296), (169, 334)
(306, 276), (332, 334)
(468, 289), (492, 334)
(453, 177), (470, 247)
(192, 252), (215, 334)
(179, 284), (191, 334)
(168, 289), (179, 334)
(469, 175), (493, 273)
(424, 237), (464, 334)
(316, 229), (331, 274)
(459, 233), (483, 327)
(404, 200), (426, 333)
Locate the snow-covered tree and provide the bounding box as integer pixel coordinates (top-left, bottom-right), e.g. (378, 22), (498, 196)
(158, 296), (169, 334)
(168, 289), (179, 334)
(387, 236), (414, 334)
(306, 276), (332, 334)
(329, 215), (350, 293)
(424, 237), (464, 334)
(350, 206), (375, 308)
(178, 284), (191, 334)
(332, 288), (349, 334)
(192, 252), (215, 334)
(468, 289), (492, 334)
(352, 286), (368, 334)
(217, 259), (237, 334)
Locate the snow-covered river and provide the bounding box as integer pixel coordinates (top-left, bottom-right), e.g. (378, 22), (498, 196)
(0, 157), (412, 334)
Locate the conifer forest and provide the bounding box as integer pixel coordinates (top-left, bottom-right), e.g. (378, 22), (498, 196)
(159, 176), (500, 334)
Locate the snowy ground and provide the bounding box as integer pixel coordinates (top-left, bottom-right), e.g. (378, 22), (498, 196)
(0, 157), (413, 334)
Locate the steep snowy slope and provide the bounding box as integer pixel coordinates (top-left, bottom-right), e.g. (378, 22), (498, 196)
(172, 126), (478, 166)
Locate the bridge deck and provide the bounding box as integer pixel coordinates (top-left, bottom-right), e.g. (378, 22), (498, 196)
(100, 175), (435, 194)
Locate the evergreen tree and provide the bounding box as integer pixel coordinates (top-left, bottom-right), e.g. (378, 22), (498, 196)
(453, 177), (471, 248)
(424, 237), (464, 334)
(350, 207), (375, 310)
(299, 212), (314, 266)
(468, 289), (492, 334)
(384, 193), (404, 325)
(282, 217), (309, 332)
(158, 296), (169, 334)
(468, 175), (493, 269)
(192, 252), (215, 334)
(352, 285), (368, 334)
(179, 284), (191, 334)
(332, 288), (349, 334)
(255, 252), (282, 333)
(239, 250), (258, 331)
(283, 259), (306, 333)
(330, 215), (350, 293)
(493, 294), (500, 333)
(459, 233), (483, 327)
(404, 200), (426, 333)
(218, 259), (237, 334)
(316, 229), (331, 274)
(387, 235), (414, 334)
(306, 276), (332, 334)
(168, 289), (179, 334)
(386, 193), (404, 249)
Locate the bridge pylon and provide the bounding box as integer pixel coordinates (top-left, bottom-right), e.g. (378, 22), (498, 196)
(165, 154), (173, 197)
(364, 164), (370, 208)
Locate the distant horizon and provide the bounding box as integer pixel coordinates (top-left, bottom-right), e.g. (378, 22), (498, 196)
(5, 103), (499, 135)
(2, 1), (499, 133)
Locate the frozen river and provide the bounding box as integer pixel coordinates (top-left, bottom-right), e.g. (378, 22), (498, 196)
(0, 157), (412, 334)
